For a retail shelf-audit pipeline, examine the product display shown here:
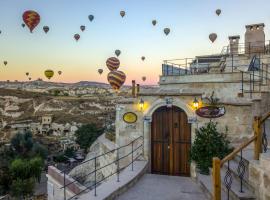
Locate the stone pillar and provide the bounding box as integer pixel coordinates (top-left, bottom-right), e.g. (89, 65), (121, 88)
(143, 116), (151, 161)
(228, 35), (240, 55)
(245, 23), (265, 55)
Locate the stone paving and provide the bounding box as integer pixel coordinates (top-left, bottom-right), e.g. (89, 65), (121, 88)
(116, 174), (207, 200)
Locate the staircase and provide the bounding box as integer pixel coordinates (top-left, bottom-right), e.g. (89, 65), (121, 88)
(196, 113), (270, 200)
(197, 150), (256, 200)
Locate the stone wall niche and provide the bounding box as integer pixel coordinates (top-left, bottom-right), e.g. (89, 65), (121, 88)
(245, 23), (265, 55)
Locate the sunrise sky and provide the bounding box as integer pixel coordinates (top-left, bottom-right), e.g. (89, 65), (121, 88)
(0, 0), (270, 85)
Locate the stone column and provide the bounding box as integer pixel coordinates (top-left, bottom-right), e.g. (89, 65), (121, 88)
(143, 116), (152, 161)
(229, 35), (240, 55)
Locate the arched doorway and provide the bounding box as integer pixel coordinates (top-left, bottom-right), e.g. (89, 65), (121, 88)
(151, 106), (191, 176)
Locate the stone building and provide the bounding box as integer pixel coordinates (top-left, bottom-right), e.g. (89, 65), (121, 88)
(47, 23), (270, 200)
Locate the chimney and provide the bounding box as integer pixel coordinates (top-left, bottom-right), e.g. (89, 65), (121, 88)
(245, 23), (265, 55)
(228, 35), (240, 55)
(136, 84), (140, 95)
(132, 80), (136, 97)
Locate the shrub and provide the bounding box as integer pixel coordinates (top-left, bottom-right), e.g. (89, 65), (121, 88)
(190, 121), (232, 174)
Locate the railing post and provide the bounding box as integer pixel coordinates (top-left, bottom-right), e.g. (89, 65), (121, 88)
(241, 71), (244, 96)
(254, 116), (262, 160)
(131, 140), (134, 171)
(94, 157), (97, 196)
(212, 157), (221, 200)
(117, 149), (120, 182)
(63, 170), (66, 200)
(231, 54), (234, 72)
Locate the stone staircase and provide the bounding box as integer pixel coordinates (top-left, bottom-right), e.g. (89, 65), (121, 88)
(196, 149), (270, 200)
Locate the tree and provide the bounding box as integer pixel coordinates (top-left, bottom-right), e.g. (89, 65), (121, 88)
(9, 157), (43, 198)
(11, 131), (33, 156)
(64, 147), (75, 158)
(75, 124), (103, 151)
(190, 121), (232, 174)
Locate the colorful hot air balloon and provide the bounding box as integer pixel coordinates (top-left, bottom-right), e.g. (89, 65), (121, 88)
(216, 9), (221, 16)
(74, 34), (80, 41)
(80, 25), (86, 32)
(22, 10), (40, 33)
(106, 57), (120, 71)
(3, 61), (7, 66)
(115, 50), (121, 57)
(98, 69), (103, 75)
(164, 28), (170, 36)
(141, 56), (145, 61)
(22, 23), (25, 28)
(152, 20), (157, 26)
(107, 70), (126, 91)
(26, 72), (29, 76)
(58, 71), (62, 75)
(120, 11), (126, 18)
(44, 69), (54, 80)
(142, 76), (146, 81)
(43, 26), (49, 33)
(209, 33), (217, 43)
(88, 15), (94, 22)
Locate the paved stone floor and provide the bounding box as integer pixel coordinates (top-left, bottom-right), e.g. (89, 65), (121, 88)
(116, 174), (207, 200)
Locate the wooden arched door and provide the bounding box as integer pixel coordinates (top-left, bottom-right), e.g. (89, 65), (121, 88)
(151, 106), (191, 176)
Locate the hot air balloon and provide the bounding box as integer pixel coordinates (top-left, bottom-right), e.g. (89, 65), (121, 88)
(141, 56), (145, 61)
(80, 25), (86, 32)
(3, 61), (7, 66)
(0, 31), (1, 34)
(28, 77), (32, 81)
(164, 28), (170, 36)
(216, 9), (221, 16)
(58, 71), (62, 75)
(142, 76), (146, 82)
(26, 72), (29, 76)
(22, 10), (40, 33)
(74, 34), (80, 41)
(120, 11), (126, 18)
(209, 33), (217, 43)
(44, 70), (54, 80)
(43, 26), (49, 33)
(88, 15), (94, 22)
(106, 57), (120, 71)
(107, 70), (126, 91)
(22, 23), (25, 28)
(115, 50), (121, 57)
(152, 20), (157, 26)
(98, 69), (103, 75)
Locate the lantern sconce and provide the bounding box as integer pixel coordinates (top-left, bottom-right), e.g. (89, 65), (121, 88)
(139, 98), (144, 111)
(193, 97), (199, 110)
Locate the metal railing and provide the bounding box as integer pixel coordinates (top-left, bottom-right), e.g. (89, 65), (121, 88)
(162, 42), (270, 77)
(213, 113), (269, 200)
(60, 136), (144, 200)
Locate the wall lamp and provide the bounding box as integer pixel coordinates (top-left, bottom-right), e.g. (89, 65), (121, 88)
(139, 98), (144, 111)
(193, 97), (199, 110)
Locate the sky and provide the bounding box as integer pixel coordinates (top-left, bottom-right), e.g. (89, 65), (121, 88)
(0, 0), (270, 85)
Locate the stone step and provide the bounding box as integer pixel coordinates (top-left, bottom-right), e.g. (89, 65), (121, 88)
(259, 152), (270, 170)
(220, 165), (256, 200)
(197, 173), (227, 200)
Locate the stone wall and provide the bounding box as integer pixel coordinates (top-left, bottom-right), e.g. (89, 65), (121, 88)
(249, 153), (270, 200)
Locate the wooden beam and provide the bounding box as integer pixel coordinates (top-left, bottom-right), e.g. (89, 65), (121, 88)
(254, 116), (262, 160)
(212, 157), (221, 200)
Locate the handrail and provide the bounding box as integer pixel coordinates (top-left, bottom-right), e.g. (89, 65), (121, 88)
(260, 112), (270, 125)
(212, 114), (269, 200)
(58, 136), (144, 200)
(220, 135), (256, 166)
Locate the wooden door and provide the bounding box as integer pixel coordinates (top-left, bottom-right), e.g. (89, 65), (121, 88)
(151, 106), (191, 176)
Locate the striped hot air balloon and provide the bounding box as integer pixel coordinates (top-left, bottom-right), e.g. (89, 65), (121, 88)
(107, 70), (126, 91)
(44, 69), (54, 80)
(22, 10), (40, 33)
(106, 57), (120, 71)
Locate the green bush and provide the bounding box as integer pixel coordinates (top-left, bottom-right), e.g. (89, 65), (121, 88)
(190, 121), (232, 175)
